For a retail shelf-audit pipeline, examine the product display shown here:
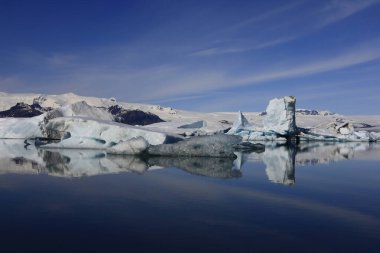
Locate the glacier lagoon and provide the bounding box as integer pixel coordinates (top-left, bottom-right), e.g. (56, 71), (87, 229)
(0, 140), (380, 252)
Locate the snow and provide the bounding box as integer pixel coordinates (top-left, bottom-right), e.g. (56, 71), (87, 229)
(178, 120), (207, 129)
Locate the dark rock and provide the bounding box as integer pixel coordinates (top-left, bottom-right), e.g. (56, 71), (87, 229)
(108, 105), (164, 126)
(233, 142), (265, 153)
(259, 111), (267, 116)
(147, 134), (242, 158)
(0, 102), (51, 118)
(219, 120), (232, 125)
(296, 109), (319, 115)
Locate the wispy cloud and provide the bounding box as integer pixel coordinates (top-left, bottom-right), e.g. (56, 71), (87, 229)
(191, 36), (297, 56)
(236, 41), (380, 85)
(222, 1), (306, 33)
(191, 0), (379, 57)
(318, 0), (380, 27)
(45, 39), (380, 104)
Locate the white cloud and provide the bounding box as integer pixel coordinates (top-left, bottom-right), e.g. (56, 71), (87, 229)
(318, 0), (379, 27)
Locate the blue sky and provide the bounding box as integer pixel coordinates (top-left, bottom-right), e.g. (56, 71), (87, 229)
(1, 0), (380, 114)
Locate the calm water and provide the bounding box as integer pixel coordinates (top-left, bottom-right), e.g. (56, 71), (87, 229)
(0, 140), (380, 253)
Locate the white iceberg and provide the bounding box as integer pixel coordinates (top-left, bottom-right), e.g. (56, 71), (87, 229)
(45, 101), (113, 121)
(0, 115), (44, 139)
(41, 117), (177, 152)
(227, 111), (254, 135)
(263, 96), (297, 135)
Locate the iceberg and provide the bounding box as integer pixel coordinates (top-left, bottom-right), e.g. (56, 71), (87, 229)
(227, 97), (297, 141)
(40, 117), (179, 151)
(0, 115), (45, 139)
(227, 111), (254, 135)
(0, 101), (114, 139)
(263, 96), (297, 135)
(45, 100), (114, 121)
(226, 96), (380, 143)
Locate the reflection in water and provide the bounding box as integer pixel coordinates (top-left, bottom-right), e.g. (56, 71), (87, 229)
(148, 156), (240, 179)
(263, 145), (296, 185)
(0, 140), (379, 183)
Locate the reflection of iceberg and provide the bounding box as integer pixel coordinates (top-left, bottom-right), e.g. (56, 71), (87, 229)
(256, 142), (380, 186)
(147, 156), (241, 179)
(0, 140), (240, 179)
(41, 150), (149, 177)
(0, 140), (149, 177)
(263, 145), (295, 186)
(296, 142), (374, 165)
(1, 140), (380, 181)
(0, 140), (44, 175)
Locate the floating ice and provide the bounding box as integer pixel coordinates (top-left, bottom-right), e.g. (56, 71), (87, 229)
(227, 111), (254, 135)
(263, 96), (297, 135)
(0, 115), (45, 139)
(41, 117), (178, 151)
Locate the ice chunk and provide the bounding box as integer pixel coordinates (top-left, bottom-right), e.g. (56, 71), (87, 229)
(227, 111), (253, 134)
(45, 101), (113, 121)
(0, 115), (44, 139)
(370, 132), (380, 142)
(263, 96), (297, 135)
(107, 137), (149, 155)
(336, 122), (354, 135)
(40, 117), (177, 150)
(178, 120), (207, 129)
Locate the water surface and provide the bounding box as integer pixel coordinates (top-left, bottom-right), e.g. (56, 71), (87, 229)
(0, 140), (379, 252)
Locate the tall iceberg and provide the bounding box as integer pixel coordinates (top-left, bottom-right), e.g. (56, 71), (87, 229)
(263, 96), (297, 136)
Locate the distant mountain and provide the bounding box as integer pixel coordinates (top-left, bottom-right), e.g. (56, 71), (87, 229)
(0, 102), (51, 118)
(295, 109), (337, 116)
(260, 109), (336, 116)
